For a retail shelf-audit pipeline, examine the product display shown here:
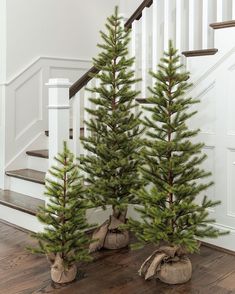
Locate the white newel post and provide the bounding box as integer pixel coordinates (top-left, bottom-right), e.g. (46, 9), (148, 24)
(46, 79), (71, 168)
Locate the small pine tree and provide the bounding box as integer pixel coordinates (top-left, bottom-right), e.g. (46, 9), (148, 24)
(80, 7), (144, 251)
(127, 41), (227, 269)
(30, 142), (94, 284)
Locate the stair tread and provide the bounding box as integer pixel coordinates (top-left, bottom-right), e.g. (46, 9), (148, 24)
(182, 48), (218, 57)
(6, 169), (46, 185)
(45, 128), (84, 140)
(0, 190), (44, 216)
(210, 20), (235, 30)
(26, 149), (48, 159)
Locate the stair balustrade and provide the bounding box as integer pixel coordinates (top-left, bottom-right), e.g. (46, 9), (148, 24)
(47, 0), (235, 161)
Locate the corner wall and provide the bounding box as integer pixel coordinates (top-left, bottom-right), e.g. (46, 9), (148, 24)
(0, 0), (7, 188)
(0, 0), (6, 83)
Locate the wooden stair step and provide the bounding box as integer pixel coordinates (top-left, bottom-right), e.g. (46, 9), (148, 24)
(0, 190), (44, 216)
(210, 20), (235, 30)
(6, 169), (46, 185)
(26, 149), (48, 159)
(45, 128), (84, 140)
(182, 49), (218, 57)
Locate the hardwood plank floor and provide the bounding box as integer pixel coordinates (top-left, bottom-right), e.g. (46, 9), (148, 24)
(0, 221), (235, 294)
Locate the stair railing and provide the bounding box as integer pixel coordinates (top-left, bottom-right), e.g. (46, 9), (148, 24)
(47, 0), (235, 164)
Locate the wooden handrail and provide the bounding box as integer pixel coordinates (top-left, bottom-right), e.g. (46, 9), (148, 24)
(69, 0), (153, 99)
(69, 66), (99, 98)
(124, 0), (153, 30)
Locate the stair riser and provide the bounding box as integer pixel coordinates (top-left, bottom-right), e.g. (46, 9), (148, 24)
(0, 204), (132, 233)
(186, 54), (218, 82)
(187, 27), (235, 82)
(0, 205), (111, 233)
(0, 205), (44, 232)
(27, 157), (49, 173)
(8, 177), (45, 200)
(214, 26), (235, 53)
(86, 207), (112, 225)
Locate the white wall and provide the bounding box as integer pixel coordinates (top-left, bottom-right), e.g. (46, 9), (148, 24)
(1, 0), (126, 189)
(184, 26), (235, 251)
(0, 0), (6, 82)
(2, 0), (146, 82)
(119, 0), (143, 17)
(5, 0), (119, 81)
(0, 1), (7, 188)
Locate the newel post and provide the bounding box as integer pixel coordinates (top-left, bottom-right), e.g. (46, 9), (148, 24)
(46, 79), (71, 167)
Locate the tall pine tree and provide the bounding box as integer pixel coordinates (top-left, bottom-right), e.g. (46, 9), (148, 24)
(80, 7), (144, 251)
(127, 41), (227, 282)
(30, 142), (94, 284)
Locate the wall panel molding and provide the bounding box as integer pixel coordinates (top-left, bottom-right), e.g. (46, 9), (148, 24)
(4, 56), (91, 174)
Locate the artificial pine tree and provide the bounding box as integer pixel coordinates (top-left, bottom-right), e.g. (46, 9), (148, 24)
(81, 7), (144, 252)
(30, 142), (94, 284)
(127, 41), (227, 284)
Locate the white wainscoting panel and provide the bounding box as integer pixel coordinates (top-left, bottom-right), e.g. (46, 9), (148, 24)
(227, 148), (235, 218)
(2, 57), (91, 188)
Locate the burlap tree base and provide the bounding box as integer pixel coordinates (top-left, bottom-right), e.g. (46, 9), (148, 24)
(139, 246), (192, 285)
(47, 253), (77, 284)
(89, 215), (129, 252)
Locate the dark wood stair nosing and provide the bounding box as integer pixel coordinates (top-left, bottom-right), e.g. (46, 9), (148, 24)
(0, 190), (44, 216)
(0, 199), (37, 216)
(210, 20), (235, 30)
(5, 169), (46, 185)
(182, 48), (218, 57)
(26, 150), (48, 159)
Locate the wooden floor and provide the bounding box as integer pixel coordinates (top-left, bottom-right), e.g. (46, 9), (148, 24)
(1, 222), (235, 294)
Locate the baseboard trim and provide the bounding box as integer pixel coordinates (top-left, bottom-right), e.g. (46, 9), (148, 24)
(201, 241), (235, 256)
(0, 204), (44, 232)
(1, 219), (235, 257)
(0, 219), (32, 234)
(1, 205), (235, 255)
(128, 205), (235, 252)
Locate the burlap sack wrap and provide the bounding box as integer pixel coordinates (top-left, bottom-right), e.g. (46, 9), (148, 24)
(139, 246), (192, 285)
(89, 215), (129, 252)
(47, 253), (77, 284)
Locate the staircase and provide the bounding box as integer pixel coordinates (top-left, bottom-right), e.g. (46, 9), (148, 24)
(1, 0), (235, 250)
(0, 127), (84, 232)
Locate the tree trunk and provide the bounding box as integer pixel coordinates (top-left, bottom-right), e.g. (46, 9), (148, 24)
(89, 208), (129, 252)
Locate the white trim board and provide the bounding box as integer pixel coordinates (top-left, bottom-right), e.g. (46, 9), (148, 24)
(0, 56), (92, 86)
(0, 205), (44, 232)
